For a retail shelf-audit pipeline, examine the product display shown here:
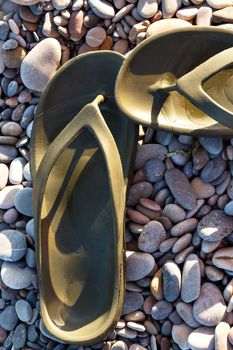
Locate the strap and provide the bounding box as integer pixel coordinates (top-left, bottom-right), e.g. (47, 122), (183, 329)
(149, 47), (233, 128)
(34, 95), (126, 223)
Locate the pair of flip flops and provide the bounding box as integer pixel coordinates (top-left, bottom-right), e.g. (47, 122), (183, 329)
(31, 26), (233, 344)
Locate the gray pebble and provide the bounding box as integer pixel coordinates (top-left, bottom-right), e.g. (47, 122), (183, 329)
(162, 261), (181, 302)
(0, 21), (9, 41)
(1, 261), (34, 289)
(199, 136), (223, 156)
(0, 229), (27, 261)
(2, 39), (18, 50)
(176, 302), (201, 328)
(155, 130), (173, 146)
(0, 306), (18, 331)
(25, 218), (34, 239)
(15, 299), (33, 323)
(224, 200), (233, 216)
(12, 324), (26, 349)
(122, 292), (144, 315)
(144, 159), (166, 183)
(14, 187), (33, 217)
(0, 145), (18, 164)
(181, 254), (201, 303)
(162, 204), (186, 224)
(201, 156), (226, 183)
(26, 248), (36, 268)
(6, 81), (18, 97)
(151, 300), (173, 320)
(27, 324), (38, 342)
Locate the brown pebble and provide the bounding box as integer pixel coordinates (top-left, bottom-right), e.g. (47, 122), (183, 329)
(150, 268), (163, 300)
(86, 27), (106, 47)
(100, 35), (113, 50)
(68, 10), (87, 41)
(127, 208), (150, 225)
(143, 295), (156, 315)
(170, 218), (198, 237)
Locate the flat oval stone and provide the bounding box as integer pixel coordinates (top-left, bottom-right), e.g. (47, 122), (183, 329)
(172, 233), (192, 254)
(122, 292), (144, 315)
(206, 0), (233, 9)
(126, 251), (155, 281)
(215, 322), (230, 350)
(144, 158), (166, 183)
(200, 156), (226, 183)
(151, 300), (173, 320)
(20, 38), (61, 92)
(0, 230), (27, 262)
(188, 327), (215, 350)
(0, 164), (9, 190)
(191, 177), (215, 199)
(127, 182), (153, 206)
(15, 300), (33, 322)
(212, 247), (233, 271)
(193, 283), (226, 326)
(199, 136), (223, 156)
(68, 10), (87, 41)
(86, 27), (106, 47)
(111, 341), (128, 350)
(88, 0), (115, 18)
(1, 261), (34, 289)
(176, 302), (201, 328)
(138, 221), (166, 253)
(165, 168), (197, 210)
(181, 254), (201, 303)
(134, 144), (167, 170)
(172, 323), (193, 350)
(9, 0), (40, 4)
(162, 204), (185, 224)
(150, 268), (163, 300)
(0, 145), (18, 164)
(162, 0), (182, 18)
(196, 5), (212, 26)
(0, 185), (23, 209)
(176, 6), (198, 20)
(137, 0), (158, 18)
(13, 324), (26, 349)
(147, 18), (191, 37)
(197, 210), (233, 242)
(171, 218), (198, 237)
(0, 306), (18, 331)
(14, 187), (33, 217)
(162, 261), (181, 302)
(9, 157), (26, 185)
(52, 0), (71, 10)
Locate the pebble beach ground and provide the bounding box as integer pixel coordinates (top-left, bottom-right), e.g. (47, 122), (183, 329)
(1, 0), (233, 349)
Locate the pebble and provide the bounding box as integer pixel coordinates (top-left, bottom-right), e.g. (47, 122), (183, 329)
(207, 0), (233, 9)
(88, 0), (115, 18)
(138, 221), (166, 253)
(14, 187), (33, 217)
(0, 41), (5, 74)
(1, 261), (34, 289)
(193, 147), (209, 170)
(165, 168), (197, 210)
(151, 300), (173, 320)
(228, 327), (233, 345)
(0, 229), (27, 261)
(170, 218), (198, 237)
(9, 0), (40, 4)
(205, 266), (224, 282)
(193, 283), (226, 326)
(199, 137), (223, 156)
(176, 302), (201, 328)
(176, 6), (198, 20)
(127, 182), (153, 206)
(9, 157), (26, 185)
(172, 233), (192, 253)
(126, 251), (155, 281)
(0, 164), (8, 190)
(197, 210), (233, 241)
(52, 0), (71, 10)
(0, 21), (9, 41)
(201, 156), (226, 183)
(127, 322), (145, 332)
(0, 145), (18, 164)
(122, 292), (144, 315)
(191, 177), (215, 199)
(146, 18), (191, 37)
(43, 12), (59, 38)
(172, 323), (193, 350)
(26, 248), (36, 268)
(224, 200), (233, 216)
(86, 27), (106, 47)
(144, 159), (166, 183)
(26, 218), (34, 238)
(137, 0), (158, 18)
(4, 47), (26, 69)
(111, 341), (128, 350)
(162, 204), (185, 223)
(196, 5), (212, 26)
(181, 254), (201, 302)
(0, 306), (18, 331)
(134, 144), (167, 170)
(117, 328), (137, 339)
(150, 268), (163, 300)
(68, 10), (87, 41)
(215, 322), (230, 350)
(13, 323), (26, 349)
(20, 38), (61, 92)
(188, 327), (215, 350)
(2, 39), (18, 50)
(15, 299), (33, 323)
(162, 261), (181, 302)
(0, 185), (23, 209)
(212, 247), (233, 271)
(162, 0), (182, 18)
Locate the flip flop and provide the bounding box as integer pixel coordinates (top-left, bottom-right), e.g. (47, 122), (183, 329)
(115, 27), (233, 135)
(30, 51), (138, 344)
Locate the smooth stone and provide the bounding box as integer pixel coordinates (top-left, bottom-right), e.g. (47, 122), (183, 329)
(201, 239), (221, 253)
(135, 144), (167, 170)
(9, 157), (26, 184)
(224, 200), (233, 216)
(228, 327), (233, 345)
(213, 6), (233, 22)
(25, 218), (34, 239)
(151, 300), (173, 320)
(155, 130), (173, 145)
(168, 137), (191, 166)
(137, 0), (158, 18)
(176, 302), (201, 328)
(0, 41), (5, 74)
(86, 27), (106, 47)
(196, 5), (212, 26)
(0, 21), (9, 41)
(170, 218), (198, 237)
(181, 254), (201, 303)
(0, 229), (26, 262)
(126, 251), (155, 281)
(162, 261), (181, 302)
(20, 38), (61, 92)
(228, 179), (233, 199)
(172, 233), (192, 254)
(199, 136), (223, 156)
(172, 323), (193, 350)
(88, 0), (115, 18)
(127, 182), (153, 206)
(138, 221), (166, 253)
(206, 0), (233, 8)
(111, 341), (128, 350)
(193, 147), (209, 170)
(162, 0), (182, 18)
(68, 10), (87, 41)
(4, 47), (26, 69)
(162, 204), (185, 223)
(176, 6), (198, 20)
(200, 156), (226, 183)
(193, 283), (226, 326)
(117, 328), (137, 339)
(13, 324), (26, 349)
(212, 247), (233, 271)
(197, 209), (233, 242)
(15, 299), (33, 322)
(165, 168), (197, 210)
(14, 187), (33, 217)
(1, 122), (22, 137)
(0, 145), (18, 164)
(42, 12), (59, 38)
(144, 158), (166, 183)
(26, 248), (36, 268)
(8, 0), (40, 4)
(150, 268), (163, 300)
(188, 327), (215, 350)
(52, 0), (71, 10)
(215, 322), (230, 350)
(223, 278), (233, 302)
(0, 164), (8, 190)
(0, 306), (18, 332)
(0, 185), (22, 209)
(205, 266), (224, 281)
(147, 18), (191, 37)
(2, 39), (18, 50)
(23, 162), (31, 181)
(127, 322), (145, 332)
(19, 6), (40, 23)
(191, 177), (215, 199)
(122, 292), (144, 315)
(1, 261), (34, 289)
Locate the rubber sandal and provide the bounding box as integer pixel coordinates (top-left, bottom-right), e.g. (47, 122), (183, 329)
(115, 27), (233, 135)
(30, 51), (138, 344)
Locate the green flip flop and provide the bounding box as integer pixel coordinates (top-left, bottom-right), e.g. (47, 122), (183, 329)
(115, 27), (233, 135)
(30, 51), (138, 344)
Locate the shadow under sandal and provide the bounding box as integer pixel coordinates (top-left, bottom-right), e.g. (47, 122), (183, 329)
(30, 52), (138, 344)
(115, 27), (233, 135)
